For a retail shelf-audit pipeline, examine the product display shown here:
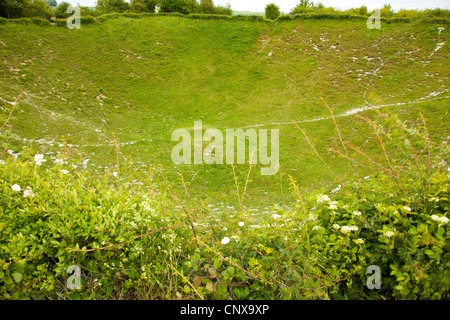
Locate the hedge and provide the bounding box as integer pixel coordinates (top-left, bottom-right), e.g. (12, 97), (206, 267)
(1, 12), (447, 28)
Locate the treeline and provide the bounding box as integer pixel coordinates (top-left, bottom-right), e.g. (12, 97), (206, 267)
(264, 1), (450, 20)
(0, 0), (54, 19)
(94, 0), (232, 16)
(0, 0), (232, 20)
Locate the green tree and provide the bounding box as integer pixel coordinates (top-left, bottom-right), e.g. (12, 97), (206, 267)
(80, 6), (97, 16)
(96, 0), (129, 14)
(54, 0), (69, 18)
(215, 3), (231, 15)
(142, 0), (157, 13)
(129, 0), (147, 13)
(0, 0), (26, 18)
(358, 5), (368, 16)
(23, 0), (53, 18)
(291, 0), (314, 14)
(159, 0), (196, 14)
(200, 0), (213, 14)
(380, 4), (394, 17)
(265, 3), (280, 20)
(184, 0), (200, 13)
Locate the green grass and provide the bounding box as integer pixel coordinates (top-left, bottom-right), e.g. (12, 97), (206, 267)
(0, 16), (449, 209)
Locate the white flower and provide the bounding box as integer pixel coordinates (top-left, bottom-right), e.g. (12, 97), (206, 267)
(134, 246), (143, 254)
(431, 215), (449, 225)
(112, 171), (118, 177)
(431, 215), (440, 222)
(340, 225), (358, 234)
(440, 216), (450, 225)
(0, 160), (5, 165)
(403, 206), (411, 212)
(221, 237), (230, 245)
(60, 169), (69, 174)
(331, 185), (341, 193)
(271, 214), (282, 220)
(329, 204), (338, 211)
(54, 158), (65, 165)
(383, 231), (395, 238)
(23, 187), (35, 198)
(332, 224), (340, 230)
(231, 235), (240, 241)
(355, 238), (364, 244)
(317, 195), (331, 203)
(238, 222), (244, 227)
(34, 154), (46, 166)
(340, 226), (352, 234)
(11, 184), (21, 192)
(312, 226), (322, 231)
(352, 211), (362, 216)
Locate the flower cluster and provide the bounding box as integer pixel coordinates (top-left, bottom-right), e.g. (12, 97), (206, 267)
(340, 225), (359, 234)
(11, 184), (35, 198)
(431, 215), (449, 226)
(34, 154), (46, 166)
(383, 230), (395, 238)
(317, 195), (331, 203)
(23, 187), (35, 198)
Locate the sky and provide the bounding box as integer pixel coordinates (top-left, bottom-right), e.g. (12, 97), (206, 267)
(70, 0), (449, 12)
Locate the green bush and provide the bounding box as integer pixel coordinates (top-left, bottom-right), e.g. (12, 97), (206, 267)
(30, 16), (50, 25)
(0, 111), (448, 300)
(54, 18), (67, 26)
(0, 149), (188, 299)
(186, 13), (232, 21)
(291, 13), (367, 21)
(299, 114), (450, 299)
(22, 0), (53, 19)
(313, 171), (450, 299)
(96, 12), (123, 22)
(54, 1), (71, 19)
(276, 15), (292, 21)
(80, 15), (96, 24)
(9, 17), (33, 24)
(122, 12), (140, 18)
(265, 3), (280, 20)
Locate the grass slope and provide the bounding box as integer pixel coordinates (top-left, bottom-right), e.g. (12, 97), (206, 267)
(0, 16), (449, 208)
